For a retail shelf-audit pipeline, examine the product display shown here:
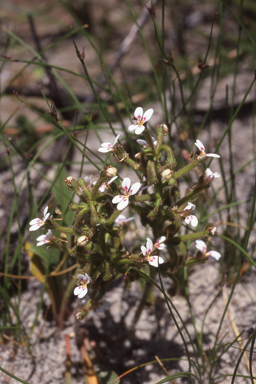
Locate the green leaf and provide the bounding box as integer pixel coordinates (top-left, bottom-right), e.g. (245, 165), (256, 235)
(95, 365), (120, 384)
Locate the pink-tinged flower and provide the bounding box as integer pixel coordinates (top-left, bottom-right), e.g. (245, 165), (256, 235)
(36, 230), (52, 246)
(99, 176), (118, 193)
(195, 139), (220, 159)
(183, 202), (198, 227)
(112, 178), (141, 210)
(137, 137), (157, 147)
(114, 214), (135, 225)
(141, 238), (164, 267)
(205, 168), (220, 181)
(195, 240), (221, 260)
(29, 206), (50, 232)
(128, 107), (154, 135)
(98, 135), (120, 153)
(154, 236), (167, 250)
(185, 215), (198, 227)
(74, 273), (91, 299)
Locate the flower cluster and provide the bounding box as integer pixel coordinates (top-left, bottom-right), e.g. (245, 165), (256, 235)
(29, 105), (223, 321)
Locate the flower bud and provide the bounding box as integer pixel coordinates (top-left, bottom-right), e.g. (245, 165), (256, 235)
(64, 176), (74, 187)
(162, 169), (173, 180)
(135, 152), (141, 159)
(77, 235), (88, 246)
(55, 207), (62, 215)
(160, 124), (168, 135)
(208, 226), (217, 236)
(106, 166), (117, 178)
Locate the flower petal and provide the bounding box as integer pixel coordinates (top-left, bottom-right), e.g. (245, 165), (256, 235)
(74, 286), (82, 296)
(207, 251), (221, 260)
(113, 135), (120, 145)
(78, 286), (88, 298)
(107, 176), (118, 185)
(43, 206), (48, 217)
(83, 273), (91, 283)
(195, 139), (205, 152)
(117, 197), (129, 210)
(183, 202), (196, 212)
(98, 147), (111, 153)
(136, 139), (147, 146)
(148, 256), (164, 267)
(29, 218), (41, 226)
(29, 223), (43, 231)
(146, 238), (153, 253)
(77, 274), (85, 280)
(101, 142), (112, 147)
(141, 245), (147, 256)
(36, 240), (47, 246)
(128, 124), (138, 131)
(143, 108), (153, 122)
(44, 212), (50, 221)
(36, 234), (46, 241)
(195, 240), (207, 253)
(122, 178), (131, 192)
(134, 126), (145, 135)
(206, 153), (220, 158)
(155, 236), (166, 249)
(130, 182), (141, 195)
(112, 195), (124, 204)
(190, 215), (198, 227)
(134, 107), (143, 120)
(185, 215), (198, 227)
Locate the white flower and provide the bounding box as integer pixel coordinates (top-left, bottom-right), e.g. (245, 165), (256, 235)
(154, 236), (167, 250)
(183, 202), (198, 227)
(112, 178), (141, 211)
(98, 135), (120, 153)
(128, 107), (154, 135)
(185, 215), (198, 227)
(74, 273), (91, 299)
(36, 230), (52, 246)
(141, 238), (164, 267)
(99, 176), (118, 193)
(195, 240), (221, 260)
(183, 202), (196, 211)
(205, 168), (220, 181)
(29, 206), (50, 232)
(114, 214), (134, 225)
(136, 137), (157, 147)
(195, 139), (220, 159)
